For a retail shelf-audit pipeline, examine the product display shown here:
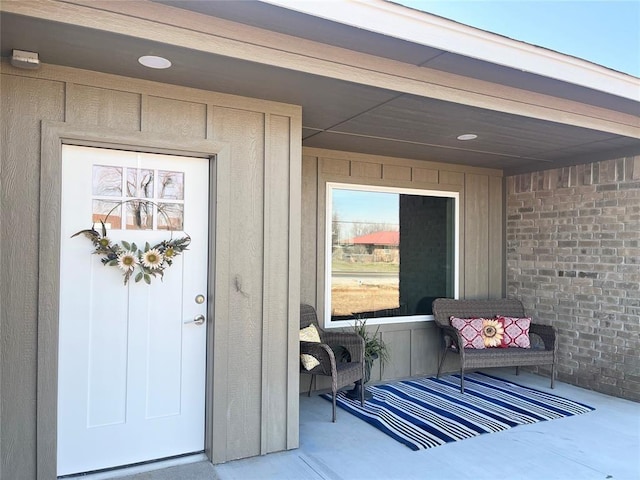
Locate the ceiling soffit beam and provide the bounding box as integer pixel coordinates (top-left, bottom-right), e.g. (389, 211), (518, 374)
(308, 129), (555, 164)
(302, 146), (504, 176)
(504, 144), (640, 176)
(3, 0), (639, 139)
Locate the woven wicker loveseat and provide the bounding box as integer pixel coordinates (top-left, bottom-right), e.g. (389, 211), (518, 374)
(432, 298), (558, 393)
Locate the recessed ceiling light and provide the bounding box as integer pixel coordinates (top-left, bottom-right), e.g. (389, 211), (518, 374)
(457, 133), (478, 141)
(138, 55), (172, 69)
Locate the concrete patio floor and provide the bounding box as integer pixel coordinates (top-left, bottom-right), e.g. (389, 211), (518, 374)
(91, 369), (640, 480)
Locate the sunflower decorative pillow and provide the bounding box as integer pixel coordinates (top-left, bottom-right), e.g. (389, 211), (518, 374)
(450, 316), (505, 349)
(481, 318), (504, 348)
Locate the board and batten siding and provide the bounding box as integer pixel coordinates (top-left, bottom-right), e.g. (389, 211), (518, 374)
(300, 148), (504, 390)
(1, 61), (301, 479)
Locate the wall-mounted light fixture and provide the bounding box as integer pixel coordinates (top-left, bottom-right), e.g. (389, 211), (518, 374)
(11, 49), (41, 69)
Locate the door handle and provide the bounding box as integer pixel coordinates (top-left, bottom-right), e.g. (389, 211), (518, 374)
(184, 314), (206, 325)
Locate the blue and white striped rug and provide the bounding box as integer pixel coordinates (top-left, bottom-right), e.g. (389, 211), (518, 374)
(324, 372), (595, 451)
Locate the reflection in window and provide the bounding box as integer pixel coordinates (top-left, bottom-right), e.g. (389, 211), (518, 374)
(328, 184), (458, 323)
(126, 200), (154, 230)
(127, 168), (154, 198)
(92, 166), (122, 196)
(91, 164), (185, 232)
(92, 200), (122, 229)
(157, 203), (184, 231)
(158, 171), (184, 200)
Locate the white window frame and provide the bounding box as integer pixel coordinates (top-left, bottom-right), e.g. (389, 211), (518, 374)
(324, 182), (460, 329)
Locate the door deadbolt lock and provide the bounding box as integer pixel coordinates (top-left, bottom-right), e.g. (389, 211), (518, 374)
(195, 294), (205, 304)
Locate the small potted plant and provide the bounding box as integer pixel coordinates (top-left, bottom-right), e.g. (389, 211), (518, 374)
(346, 317), (389, 400)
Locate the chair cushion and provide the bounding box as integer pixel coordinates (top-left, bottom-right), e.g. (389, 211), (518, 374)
(300, 324), (322, 371)
(497, 315), (531, 348)
(300, 323), (321, 343)
(300, 353), (321, 370)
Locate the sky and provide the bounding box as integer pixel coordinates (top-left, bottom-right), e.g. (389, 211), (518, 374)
(395, 0), (640, 77)
(333, 188), (399, 226)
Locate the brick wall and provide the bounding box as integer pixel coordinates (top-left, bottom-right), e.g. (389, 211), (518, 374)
(506, 156), (640, 401)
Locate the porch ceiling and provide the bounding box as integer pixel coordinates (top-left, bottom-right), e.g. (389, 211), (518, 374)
(2, 1), (639, 175)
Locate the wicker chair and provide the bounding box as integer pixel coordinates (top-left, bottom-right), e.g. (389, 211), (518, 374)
(300, 304), (365, 422)
(432, 298), (557, 393)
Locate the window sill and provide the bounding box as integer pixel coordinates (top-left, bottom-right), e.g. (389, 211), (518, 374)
(324, 314), (434, 329)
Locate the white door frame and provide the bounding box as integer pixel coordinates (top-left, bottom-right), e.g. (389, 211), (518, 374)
(37, 121), (230, 479)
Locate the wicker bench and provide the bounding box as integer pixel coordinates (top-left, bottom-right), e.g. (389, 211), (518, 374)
(432, 298), (557, 393)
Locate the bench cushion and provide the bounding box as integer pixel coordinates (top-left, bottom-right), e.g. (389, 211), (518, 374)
(462, 345), (554, 369)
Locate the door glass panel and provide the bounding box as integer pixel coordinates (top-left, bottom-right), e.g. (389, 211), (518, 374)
(91, 163), (185, 232)
(127, 168), (154, 198)
(92, 166), (122, 196)
(157, 203), (184, 231)
(158, 171), (184, 200)
(92, 200), (122, 229)
(125, 200), (154, 230)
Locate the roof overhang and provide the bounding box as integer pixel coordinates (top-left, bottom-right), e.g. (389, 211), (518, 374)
(264, 0), (639, 102)
(1, 0), (638, 174)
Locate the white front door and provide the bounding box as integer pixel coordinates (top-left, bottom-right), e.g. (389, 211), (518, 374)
(57, 145), (209, 476)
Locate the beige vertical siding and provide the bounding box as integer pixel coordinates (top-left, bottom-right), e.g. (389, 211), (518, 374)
(263, 115), (290, 453)
(66, 84), (141, 130)
(465, 173), (490, 297)
(144, 96), (208, 138)
(1, 74), (65, 480)
(300, 148), (504, 392)
(488, 175), (504, 295)
(1, 62), (301, 477)
(212, 107), (266, 460)
(300, 156), (319, 306)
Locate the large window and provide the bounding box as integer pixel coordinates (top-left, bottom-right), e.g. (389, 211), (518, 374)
(326, 183), (458, 326)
